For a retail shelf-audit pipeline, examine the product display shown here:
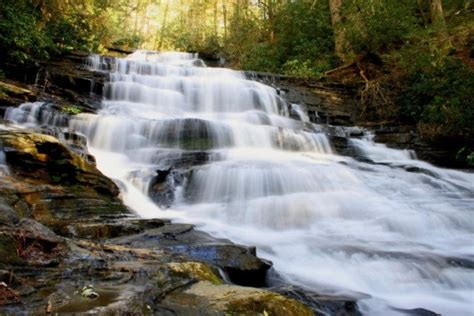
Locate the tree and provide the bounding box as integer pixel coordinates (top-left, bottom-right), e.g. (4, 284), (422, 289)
(428, 0), (452, 50)
(328, 0), (347, 62)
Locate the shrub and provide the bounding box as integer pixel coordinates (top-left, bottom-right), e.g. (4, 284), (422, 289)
(0, 0), (52, 63)
(398, 57), (474, 139)
(62, 105), (82, 115)
(344, 0), (417, 55)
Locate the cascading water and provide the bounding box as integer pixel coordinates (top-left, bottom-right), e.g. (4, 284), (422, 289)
(6, 50), (473, 315)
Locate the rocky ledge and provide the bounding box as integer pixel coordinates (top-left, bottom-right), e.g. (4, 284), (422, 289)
(0, 127), (322, 315)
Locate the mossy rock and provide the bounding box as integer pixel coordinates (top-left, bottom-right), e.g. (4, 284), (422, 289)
(163, 281), (314, 316)
(166, 262), (224, 285)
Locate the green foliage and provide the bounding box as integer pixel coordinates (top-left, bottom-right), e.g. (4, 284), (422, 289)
(343, 0), (418, 55)
(398, 57), (474, 138)
(113, 35), (143, 49)
(282, 60), (318, 78)
(223, 0), (336, 75)
(468, 153), (474, 166)
(62, 105), (82, 115)
(0, 0), (130, 64)
(0, 0), (52, 63)
(456, 147), (474, 166)
(240, 44), (281, 73)
(46, 14), (98, 52)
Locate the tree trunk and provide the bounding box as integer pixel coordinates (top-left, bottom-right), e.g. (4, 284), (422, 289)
(134, 0), (140, 36)
(222, 0), (227, 42)
(428, 0), (452, 49)
(328, 0), (347, 62)
(158, 2), (169, 50)
(214, 0), (218, 37)
(429, 0), (446, 26)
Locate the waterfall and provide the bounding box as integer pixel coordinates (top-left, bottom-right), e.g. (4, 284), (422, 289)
(4, 102), (69, 128)
(6, 51), (474, 315)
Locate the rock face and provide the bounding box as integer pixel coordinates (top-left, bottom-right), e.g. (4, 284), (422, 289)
(0, 127), (317, 315)
(245, 72), (358, 126)
(0, 81), (36, 110)
(249, 72), (472, 169)
(0, 130), (125, 223)
(1, 52), (107, 115)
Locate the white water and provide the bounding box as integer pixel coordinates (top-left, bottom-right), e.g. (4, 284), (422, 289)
(7, 51), (474, 315)
(0, 148), (9, 176)
(4, 102), (68, 128)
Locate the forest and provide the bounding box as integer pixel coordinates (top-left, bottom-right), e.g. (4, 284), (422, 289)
(1, 0), (473, 161)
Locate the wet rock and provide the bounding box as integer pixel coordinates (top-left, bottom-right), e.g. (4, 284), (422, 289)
(249, 73), (357, 126)
(17, 219), (63, 244)
(366, 124), (474, 169)
(391, 307), (440, 316)
(171, 244), (272, 287)
(2, 55), (105, 114)
(0, 130), (126, 224)
(14, 219), (66, 266)
(0, 81), (36, 111)
(0, 282), (19, 306)
(148, 168), (184, 208)
(64, 218), (167, 239)
(39, 128), (96, 164)
(0, 217), (66, 268)
(166, 261), (223, 285)
(81, 285), (100, 299)
(113, 223), (272, 287)
(69, 222), (142, 240)
(153, 150), (218, 169)
(0, 202), (20, 226)
(161, 281), (313, 316)
(329, 135), (371, 163)
(272, 284), (362, 316)
(0, 233), (22, 267)
(150, 118), (233, 150)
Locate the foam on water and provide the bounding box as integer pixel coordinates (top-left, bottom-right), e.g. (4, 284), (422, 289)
(7, 51), (473, 315)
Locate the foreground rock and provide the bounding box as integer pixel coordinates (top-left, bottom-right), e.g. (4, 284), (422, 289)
(162, 281), (313, 316)
(0, 130), (125, 224)
(0, 127), (316, 315)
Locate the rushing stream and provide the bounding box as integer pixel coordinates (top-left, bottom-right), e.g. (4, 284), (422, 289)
(6, 51), (474, 315)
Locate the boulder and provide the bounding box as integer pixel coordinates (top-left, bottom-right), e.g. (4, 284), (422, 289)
(0, 130), (126, 225)
(161, 281), (313, 316)
(112, 223), (272, 287)
(148, 168), (184, 208)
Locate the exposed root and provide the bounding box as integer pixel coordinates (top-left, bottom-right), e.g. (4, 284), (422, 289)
(359, 76), (398, 119)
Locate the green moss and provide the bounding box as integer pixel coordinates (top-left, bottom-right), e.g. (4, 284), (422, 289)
(226, 293), (313, 316)
(167, 262), (224, 285)
(61, 105), (82, 115)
